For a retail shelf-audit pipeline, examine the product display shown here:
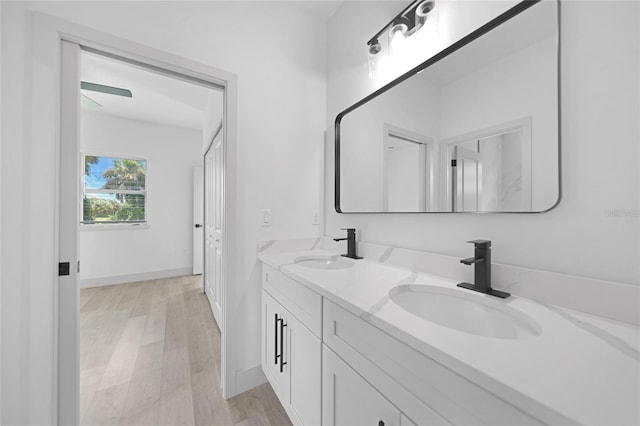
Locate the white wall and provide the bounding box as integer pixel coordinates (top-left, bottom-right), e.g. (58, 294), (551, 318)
(327, 1), (639, 285)
(79, 111), (201, 285)
(1, 2), (326, 423)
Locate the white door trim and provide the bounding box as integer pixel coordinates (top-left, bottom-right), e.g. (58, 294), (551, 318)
(31, 12), (239, 424)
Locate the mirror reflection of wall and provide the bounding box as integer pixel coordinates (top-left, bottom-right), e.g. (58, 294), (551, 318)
(337, 0), (559, 213)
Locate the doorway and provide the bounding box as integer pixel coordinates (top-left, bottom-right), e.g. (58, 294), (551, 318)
(445, 118), (533, 212)
(59, 37), (235, 424)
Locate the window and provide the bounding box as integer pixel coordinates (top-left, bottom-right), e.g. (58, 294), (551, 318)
(82, 154), (147, 224)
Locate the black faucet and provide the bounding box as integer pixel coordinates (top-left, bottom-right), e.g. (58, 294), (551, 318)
(333, 228), (362, 260)
(457, 240), (510, 298)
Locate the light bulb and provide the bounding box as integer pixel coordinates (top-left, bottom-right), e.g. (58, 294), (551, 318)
(367, 42), (383, 79)
(388, 23), (408, 54)
(415, 0), (436, 28)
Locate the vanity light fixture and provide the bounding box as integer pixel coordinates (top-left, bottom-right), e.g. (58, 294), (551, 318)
(366, 0), (437, 78)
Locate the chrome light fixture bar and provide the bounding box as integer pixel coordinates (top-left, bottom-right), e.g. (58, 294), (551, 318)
(367, 0), (436, 50)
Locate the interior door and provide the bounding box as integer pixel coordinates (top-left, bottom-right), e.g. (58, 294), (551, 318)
(385, 138), (422, 212)
(59, 40), (81, 426)
(204, 128), (224, 327)
(193, 166), (204, 275)
(383, 128), (430, 212)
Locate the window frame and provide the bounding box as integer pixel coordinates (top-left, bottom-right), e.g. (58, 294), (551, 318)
(80, 152), (149, 229)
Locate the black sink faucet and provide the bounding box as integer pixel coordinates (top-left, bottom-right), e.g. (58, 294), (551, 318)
(333, 228), (363, 260)
(457, 240), (510, 298)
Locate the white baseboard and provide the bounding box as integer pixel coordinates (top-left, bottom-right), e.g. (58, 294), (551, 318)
(236, 364), (266, 395)
(80, 267), (194, 288)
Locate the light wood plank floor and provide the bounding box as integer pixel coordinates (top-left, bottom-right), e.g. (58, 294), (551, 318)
(80, 276), (292, 426)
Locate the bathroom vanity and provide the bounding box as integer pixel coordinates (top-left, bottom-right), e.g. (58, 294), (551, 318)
(259, 1), (639, 423)
(259, 245), (640, 426)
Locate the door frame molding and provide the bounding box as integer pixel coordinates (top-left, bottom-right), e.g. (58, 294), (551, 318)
(31, 12), (238, 424)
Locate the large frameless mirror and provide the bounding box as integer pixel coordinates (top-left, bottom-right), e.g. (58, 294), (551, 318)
(335, 0), (559, 213)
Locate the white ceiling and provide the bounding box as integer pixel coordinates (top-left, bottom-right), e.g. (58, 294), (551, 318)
(81, 50), (221, 130)
(291, 0), (344, 21)
(79, 1), (344, 130)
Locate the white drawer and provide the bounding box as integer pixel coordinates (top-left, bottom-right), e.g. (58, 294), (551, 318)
(263, 264), (322, 338)
(323, 299), (544, 426)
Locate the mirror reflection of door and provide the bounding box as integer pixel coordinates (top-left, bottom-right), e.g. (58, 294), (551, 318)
(382, 125), (433, 212)
(449, 118), (532, 212)
(452, 144), (482, 212)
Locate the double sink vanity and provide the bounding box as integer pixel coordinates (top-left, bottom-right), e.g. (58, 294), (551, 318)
(257, 0), (639, 424)
(259, 238), (639, 426)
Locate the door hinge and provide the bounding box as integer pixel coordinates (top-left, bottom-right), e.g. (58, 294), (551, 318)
(77, 261), (81, 273)
(59, 262), (70, 276)
(451, 159), (457, 167)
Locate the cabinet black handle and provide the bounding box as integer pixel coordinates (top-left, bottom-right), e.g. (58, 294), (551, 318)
(274, 313), (280, 365)
(279, 318), (287, 373)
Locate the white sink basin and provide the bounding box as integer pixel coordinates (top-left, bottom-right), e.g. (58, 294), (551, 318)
(294, 256), (353, 270)
(389, 285), (541, 339)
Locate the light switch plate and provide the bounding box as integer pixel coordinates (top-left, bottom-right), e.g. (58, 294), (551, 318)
(261, 209), (272, 227)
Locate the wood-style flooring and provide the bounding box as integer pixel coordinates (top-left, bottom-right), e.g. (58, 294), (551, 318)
(80, 276), (291, 426)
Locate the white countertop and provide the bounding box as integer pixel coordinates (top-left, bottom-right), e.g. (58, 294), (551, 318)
(259, 249), (640, 426)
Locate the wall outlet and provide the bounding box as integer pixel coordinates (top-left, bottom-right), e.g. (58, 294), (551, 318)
(312, 211), (320, 225)
(261, 209), (272, 227)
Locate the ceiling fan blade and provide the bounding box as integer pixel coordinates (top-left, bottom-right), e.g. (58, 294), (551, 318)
(81, 81), (133, 98)
(80, 93), (102, 108)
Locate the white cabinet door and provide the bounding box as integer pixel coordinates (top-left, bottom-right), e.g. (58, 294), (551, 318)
(263, 290), (321, 425)
(263, 292), (290, 401)
(288, 312), (321, 426)
(323, 345), (400, 426)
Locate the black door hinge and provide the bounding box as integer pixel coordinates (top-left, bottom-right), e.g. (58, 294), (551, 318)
(451, 159), (457, 167)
